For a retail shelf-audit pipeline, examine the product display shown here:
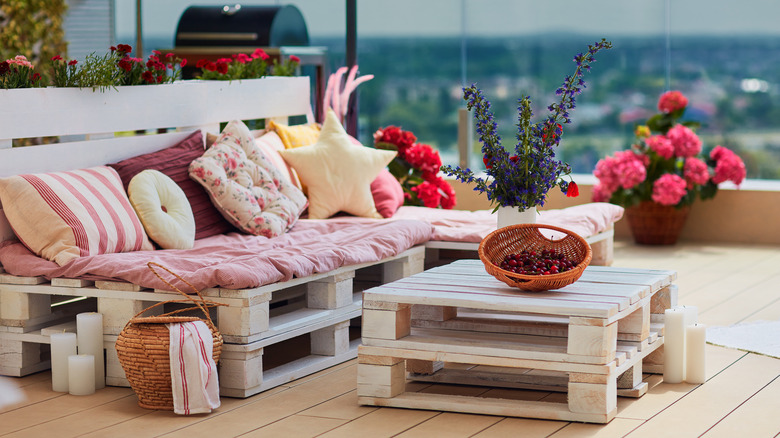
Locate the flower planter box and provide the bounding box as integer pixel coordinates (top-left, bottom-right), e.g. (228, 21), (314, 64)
(0, 77), (311, 151)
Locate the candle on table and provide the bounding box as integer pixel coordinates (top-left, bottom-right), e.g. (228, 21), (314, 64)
(76, 312), (105, 389)
(50, 332), (77, 392)
(68, 354), (95, 396)
(686, 323), (707, 384)
(681, 305), (698, 379)
(664, 307), (685, 383)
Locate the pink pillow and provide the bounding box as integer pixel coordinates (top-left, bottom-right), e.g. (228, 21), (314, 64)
(108, 131), (235, 240)
(371, 169), (404, 218)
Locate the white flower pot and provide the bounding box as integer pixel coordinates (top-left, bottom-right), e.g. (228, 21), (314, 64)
(496, 205), (537, 229)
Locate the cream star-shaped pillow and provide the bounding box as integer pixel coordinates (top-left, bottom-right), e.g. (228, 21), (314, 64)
(280, 110), (396, 219)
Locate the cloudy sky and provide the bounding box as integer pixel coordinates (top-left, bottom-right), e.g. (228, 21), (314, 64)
(116, 0), (780, 42)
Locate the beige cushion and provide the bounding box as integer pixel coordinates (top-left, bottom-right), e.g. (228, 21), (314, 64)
(189, 120), (308, 237)
(128, 170), (195, 249)
(280, 109), (397, 219)
(0, 166), (153, 266)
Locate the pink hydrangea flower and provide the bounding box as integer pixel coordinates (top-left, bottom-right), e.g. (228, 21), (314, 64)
(657, 90), (688, 113)
(652, 173), (687, 206)
(710, 145), (747, 186)
(592, 183), (613, 203)
(594, 150), (648, 192)
(645, 135), (674, 159)
(667, 124), (702, 157)
(683, 157), (710, 188)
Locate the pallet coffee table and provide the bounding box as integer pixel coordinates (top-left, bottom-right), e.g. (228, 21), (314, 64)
(357, 259), (677, 423)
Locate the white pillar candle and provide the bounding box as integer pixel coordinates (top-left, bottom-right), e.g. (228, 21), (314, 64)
(50, 332), (77, 392)
(76, 312), (105, 389)
(686, 323), (707, 384)
(681, 305), (698, 380)
(68, 354), (96, 396)
(663, 307), (685, 383)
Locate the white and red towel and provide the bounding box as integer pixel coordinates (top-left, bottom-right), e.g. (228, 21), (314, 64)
(167, 321), (220, 415)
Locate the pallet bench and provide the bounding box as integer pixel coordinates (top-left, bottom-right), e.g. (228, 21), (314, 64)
(357, 260), (677, 424)
(0, 245), (424, 397)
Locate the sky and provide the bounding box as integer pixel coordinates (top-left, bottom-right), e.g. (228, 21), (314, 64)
(116, 0), (780, 43)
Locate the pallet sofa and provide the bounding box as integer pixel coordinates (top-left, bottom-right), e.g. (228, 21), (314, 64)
(0, 77), (431, 398)
(0, 77), (621, 399)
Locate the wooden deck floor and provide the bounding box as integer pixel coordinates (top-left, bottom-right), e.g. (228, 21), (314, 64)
(2, 240), (779, 437)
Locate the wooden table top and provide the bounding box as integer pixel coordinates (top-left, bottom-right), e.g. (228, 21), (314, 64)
(363, 260), (676, 320)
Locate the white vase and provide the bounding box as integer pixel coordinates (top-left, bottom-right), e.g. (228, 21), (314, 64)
(496, 205), (537, 229)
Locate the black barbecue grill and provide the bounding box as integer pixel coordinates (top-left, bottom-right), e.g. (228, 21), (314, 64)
(175, 4), (309, 48)
(169, 4), (327, 120)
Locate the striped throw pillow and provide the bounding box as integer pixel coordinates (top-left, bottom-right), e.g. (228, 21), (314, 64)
(0, 166), (153, 266)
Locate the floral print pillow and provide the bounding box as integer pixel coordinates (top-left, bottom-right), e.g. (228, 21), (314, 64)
(188, 120), (308, 238)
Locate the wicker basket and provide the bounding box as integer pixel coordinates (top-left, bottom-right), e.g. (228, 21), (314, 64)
(115, 262), (226, 410)
(478, 224), (592, 291)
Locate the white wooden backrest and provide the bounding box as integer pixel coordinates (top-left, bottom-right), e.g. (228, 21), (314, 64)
(0, 76), (312, 242)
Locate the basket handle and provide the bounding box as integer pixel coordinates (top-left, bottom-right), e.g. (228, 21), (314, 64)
(129, 298), (225, 322)
(137, 262), (223, 327)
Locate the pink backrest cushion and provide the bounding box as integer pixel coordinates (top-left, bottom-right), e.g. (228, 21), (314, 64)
(108, 130), (235, 240)
(371, 169), (404, 218)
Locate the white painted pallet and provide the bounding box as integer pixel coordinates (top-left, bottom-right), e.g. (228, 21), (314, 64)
(0, 246), (425, 395)
(357, 260), (676, 424)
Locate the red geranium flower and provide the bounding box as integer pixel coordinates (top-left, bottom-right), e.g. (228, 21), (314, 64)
(216, 61), (229, 74)
(290, 55), (300, 63)
(141, 71), (155, 83)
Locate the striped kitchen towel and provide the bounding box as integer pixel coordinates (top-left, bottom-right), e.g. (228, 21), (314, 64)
(167, 321), (220, 415)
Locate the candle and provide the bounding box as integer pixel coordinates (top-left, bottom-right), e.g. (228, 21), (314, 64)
(686, 323), (707, 384)
(50, 332), (77, 392)
(663, 307), (685, 383)
(68, 354), (96, 396)
(76, 313), (105, 389)
(681, 305), (698, 379)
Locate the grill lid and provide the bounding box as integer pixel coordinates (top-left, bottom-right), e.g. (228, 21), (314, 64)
(175, 4), (309, 47)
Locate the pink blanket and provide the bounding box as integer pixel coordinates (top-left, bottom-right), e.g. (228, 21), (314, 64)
(392, 203), (624, 243)
(0, 219), (432, 291)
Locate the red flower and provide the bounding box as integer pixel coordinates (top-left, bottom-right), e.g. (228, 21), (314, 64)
(204, 61), (217, 72)
(290, 55), (300, 63)
(179, 58), (187, 67)
(51, 55), (63, 61)
(110, 46), (117, 52)
(118, 59), (133, 72)
(252, 48), (270, 61)
(216, 61), (229, 74)
(236, 53), (251, 64)
(141, 71), (155, 83)
(31, 73), (41, 82)
(165, 53), (174, 59)
(152, 50), (161, 56)
(483, 155), (493, 169)
(0, 61), (9, 75)
(68, 60), (78, 66)
(658, 90), (688, 114)
(196, 59), (208, 68)
(116, 44), (132, 54)
(566, 181), (579, 197)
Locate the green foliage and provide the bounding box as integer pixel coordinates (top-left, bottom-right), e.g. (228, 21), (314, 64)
(0, 0), (67, 84)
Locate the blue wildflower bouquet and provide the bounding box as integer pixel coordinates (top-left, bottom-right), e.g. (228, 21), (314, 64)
(442, 39), (612, 211)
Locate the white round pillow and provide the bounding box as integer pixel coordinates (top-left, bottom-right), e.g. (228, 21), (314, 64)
(128, 169), (196, 249)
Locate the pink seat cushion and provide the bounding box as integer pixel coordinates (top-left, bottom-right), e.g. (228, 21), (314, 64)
(109, 131), (235, 240)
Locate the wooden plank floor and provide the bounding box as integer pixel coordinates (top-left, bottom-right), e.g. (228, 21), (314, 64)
(2, 240), (779, 437)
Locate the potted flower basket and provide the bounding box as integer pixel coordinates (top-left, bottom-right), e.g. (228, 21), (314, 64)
(593, 91), (746, 245)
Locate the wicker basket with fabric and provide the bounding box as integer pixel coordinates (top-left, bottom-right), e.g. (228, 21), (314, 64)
(478, 224), (592, 291)
(115, 262), (226, 410)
